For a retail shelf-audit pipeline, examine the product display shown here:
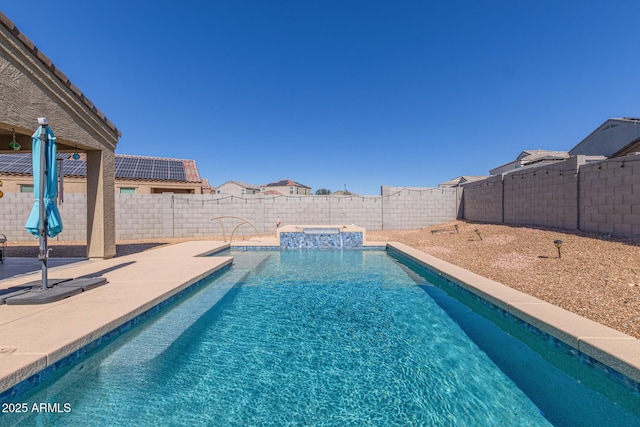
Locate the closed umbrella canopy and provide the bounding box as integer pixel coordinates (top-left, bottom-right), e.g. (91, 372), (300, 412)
(25, 125), (63, 237)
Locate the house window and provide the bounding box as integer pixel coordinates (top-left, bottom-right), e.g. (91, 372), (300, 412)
(119, 187), (136, 194)
(20, 185), (34, 193)
(241, 189), (245, 195)
(289, 187), (293, 194)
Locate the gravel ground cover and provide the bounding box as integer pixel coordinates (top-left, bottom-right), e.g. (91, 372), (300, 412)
(5, 221), (639, 338)
(367, 221), (640, 339)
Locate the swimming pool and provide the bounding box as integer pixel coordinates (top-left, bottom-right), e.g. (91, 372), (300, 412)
(3, 250), (640, 426)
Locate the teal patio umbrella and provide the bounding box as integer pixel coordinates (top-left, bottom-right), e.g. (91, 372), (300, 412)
(24, 118), (63, 289)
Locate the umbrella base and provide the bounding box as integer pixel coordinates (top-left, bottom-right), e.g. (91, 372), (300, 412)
(34, 278), (74, 288)
(4, 285), (81, 305)
(0, 286), (32, 304)
(57, 277), (108, 291)
(2, 277), (107, 305)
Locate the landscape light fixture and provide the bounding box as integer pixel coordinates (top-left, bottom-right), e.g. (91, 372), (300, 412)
(554, 240), (563, 258)
(454, 224), (459, 234)
(475, 229), (483, 241)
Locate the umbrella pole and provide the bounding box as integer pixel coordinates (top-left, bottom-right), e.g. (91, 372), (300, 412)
(38, 124), (48, 290)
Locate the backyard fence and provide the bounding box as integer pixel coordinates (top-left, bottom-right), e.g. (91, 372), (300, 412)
(0, 187), (461, 242)
(3, 152), (639, 243)
(462, 153), (640, 235)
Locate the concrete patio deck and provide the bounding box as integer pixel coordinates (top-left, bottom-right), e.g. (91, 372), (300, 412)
(0, 257), (90, 282)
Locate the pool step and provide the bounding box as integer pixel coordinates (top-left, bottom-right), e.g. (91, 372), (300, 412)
(100, 253), (271, 366)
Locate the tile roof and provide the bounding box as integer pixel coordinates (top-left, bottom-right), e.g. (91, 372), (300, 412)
(218, 180), (261, 190)
(200, 178), (213, 190)
(0, 153), (202, 182)
(263, 179), (310, 189)
(439, 176), (488, 187)
(518, 150), (569, 162)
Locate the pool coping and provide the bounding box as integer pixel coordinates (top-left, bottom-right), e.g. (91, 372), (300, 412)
(387, 241), (640, 385)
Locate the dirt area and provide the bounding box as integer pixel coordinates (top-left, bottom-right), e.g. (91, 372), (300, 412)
(6, 221), (640, 338)
(367, 221), (640, 339)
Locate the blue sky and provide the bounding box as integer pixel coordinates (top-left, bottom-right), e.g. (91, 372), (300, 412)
(3, 1), (639, 195)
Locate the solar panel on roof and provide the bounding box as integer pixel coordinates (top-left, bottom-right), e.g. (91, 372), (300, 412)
(138, 159), (153, 169)
(113, 157), (186, 181)
(62, 160), (86, 176)
(0, 154), (33, 174)
(0, 154), (191, 182)
(168, 161), (186, 181)
(115, 157), (138, 178)
(154, 161), (169, 180)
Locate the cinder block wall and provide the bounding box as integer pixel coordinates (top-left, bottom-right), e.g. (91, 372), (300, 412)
(0, 188), (459, 242)
(0, 193), (37, 241)
(461, 175), (503, 223)
(462, 153), (640, 236)
(578, 156), (640, 235)
(6, 153), (640, 242)
(58, 193), (87, 241)
(503, 156), (582, 229)
(0, 192), (87, 242)
(115, 194), (167, 240)
(381, 188), (459, 229)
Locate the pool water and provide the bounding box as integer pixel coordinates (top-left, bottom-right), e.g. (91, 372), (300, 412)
(4, 250), (640, 426)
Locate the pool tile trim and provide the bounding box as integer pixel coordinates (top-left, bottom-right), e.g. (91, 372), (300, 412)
(387, 242), (640, 392)
(230, 245), (387, 251)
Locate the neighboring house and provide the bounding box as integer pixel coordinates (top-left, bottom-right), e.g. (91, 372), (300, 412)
(489, 150), (570, 175)
(216, 180), (261, 196)
(0, 153), (211, 194)
(261, 179), (311, 196)
(438, 176), (488, 188)
(569, 117), (640, 158)
(200, 178), (214, 194)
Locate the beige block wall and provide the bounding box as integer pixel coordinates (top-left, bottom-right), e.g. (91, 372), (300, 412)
(0, 190), (460, 242)
(579, 154), (640, 235)
(461, 175), (503, 223)
(463, 154), (640, 236)
(4, 153), (640, 242)
(503, 156), (583, 229)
